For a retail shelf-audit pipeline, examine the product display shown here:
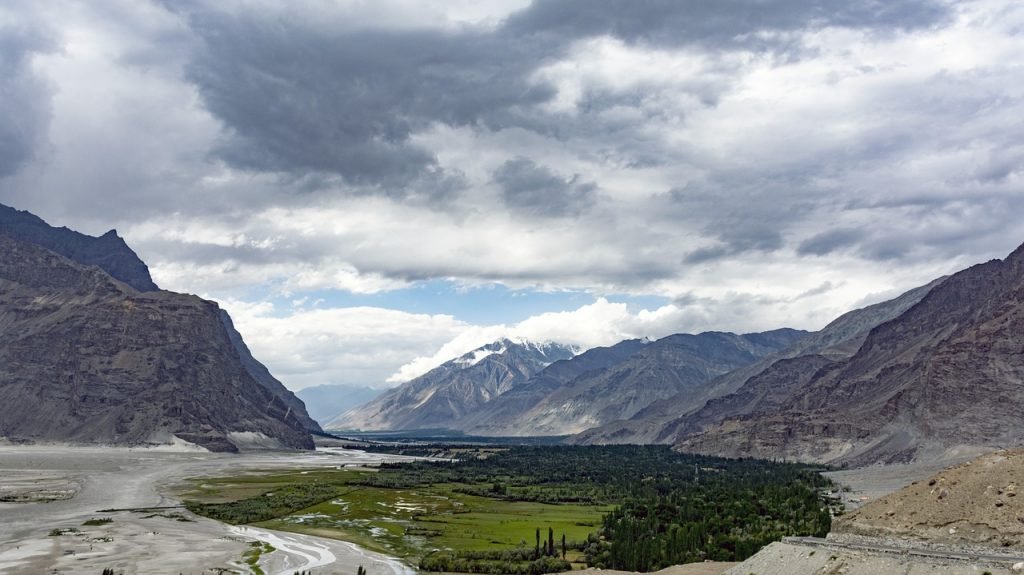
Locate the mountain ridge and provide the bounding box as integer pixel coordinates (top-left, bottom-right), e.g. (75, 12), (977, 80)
(677, 243), (1024, 465)
(0, 204), (319, 451)
(0, 204), (158, 292)
(570, 279), (942, 446)
(329, 338), (577, 430)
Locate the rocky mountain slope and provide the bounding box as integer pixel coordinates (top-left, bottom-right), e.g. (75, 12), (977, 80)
(454, 338), (652, 434)
(678, 242), (1024, 465)
(571, 280), (940, 445)
(0, 203), (158, 292)
(464, 329), (808, 436)
(0, 207), (319, 451)
(834, 448), (1024, 548)
(726, 449), (1024, 575)
(330, 339), (577, 430)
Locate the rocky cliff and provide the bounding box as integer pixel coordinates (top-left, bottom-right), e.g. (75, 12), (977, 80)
(0, 203), (158, 292)
(678, 243), (1024, 465)
(0, 212), (318, 451)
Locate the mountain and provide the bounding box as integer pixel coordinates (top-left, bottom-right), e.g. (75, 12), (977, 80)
(463, 329), (809, 436)
(455, 338), (652, 434)
(0, 205), (319, 451)
(296, 384), (382, 425)
(677, 242), (1024, 465)
(571, 280), (941, 445)
(0, 203), (158, 292)
(328, 339), (577, 431)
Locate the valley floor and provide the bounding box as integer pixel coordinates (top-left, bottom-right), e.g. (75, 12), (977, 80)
(3, 443), (1011, 575)
(0, 445), (418, 575)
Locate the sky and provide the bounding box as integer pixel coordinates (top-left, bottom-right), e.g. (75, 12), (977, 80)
(2, 0), (1023, 391)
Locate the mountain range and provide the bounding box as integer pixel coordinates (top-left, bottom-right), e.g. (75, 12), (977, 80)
(336, 240), (1024, 466)
(330, 339), (578, 430)
(333, 329), (808, 436)
(0, 204), (319, 451)
(676, 243), (1024, 465)
(571, 277), (944, 446)
(5, 202), (1024, 466)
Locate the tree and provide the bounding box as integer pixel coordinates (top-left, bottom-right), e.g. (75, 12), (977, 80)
(548, 527), (555, 557)
(561, 533), (566, 559)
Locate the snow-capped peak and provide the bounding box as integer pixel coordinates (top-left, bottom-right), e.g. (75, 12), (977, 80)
(451, 338), (579, 368)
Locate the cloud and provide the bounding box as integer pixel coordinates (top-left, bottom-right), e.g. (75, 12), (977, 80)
(3, 0), (1024, 387)
(219, 299), (469, 390)
(0, 16), (55, 178)
(167, 0), (952, 193)
(386, 297), (701, 383)
(493, 157), (596, 217)
(504, 0), (950, 50)
(798, 228), (866, 256)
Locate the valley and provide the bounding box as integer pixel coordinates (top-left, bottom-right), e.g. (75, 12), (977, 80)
(0, 445), (417, 575)
(180, 445), (834, 574)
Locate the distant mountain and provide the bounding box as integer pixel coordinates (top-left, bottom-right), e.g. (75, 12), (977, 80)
(464, 329), (809, 436)
(455, 338), (652, 434)
(677, 242), (1024, 465)
(329, 339), (577, 431)
(296, 384), (382, 425)
(571, 280), (941, 445)
(0, 203), (158, 292)
(0, 204), (319, 451)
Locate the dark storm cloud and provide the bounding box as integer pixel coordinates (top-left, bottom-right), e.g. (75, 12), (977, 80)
(178, 6), (558, 193)
(173, 0), (952, 192)
(797, 227), (866, 256)
(668, 180), (812, 264)
(493, 157), (596, 217)
(506, 0), (950, 49)
(0, 24), (54, 178)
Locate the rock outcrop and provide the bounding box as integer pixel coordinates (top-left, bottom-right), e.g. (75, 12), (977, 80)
(0, 203), (158, 292)
(678, 243), (1024, 465)
(0, 208), (318, 451)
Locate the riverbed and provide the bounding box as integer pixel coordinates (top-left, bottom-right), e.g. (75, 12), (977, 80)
(0, 445), (419, 574)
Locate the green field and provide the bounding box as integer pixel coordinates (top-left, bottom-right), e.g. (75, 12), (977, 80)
(182, 467), (607, 565)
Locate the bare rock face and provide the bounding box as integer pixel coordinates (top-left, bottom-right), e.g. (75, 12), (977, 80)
(678, 242), (1024, 465)
(0, 203), (158, 292)
(572, 280), (939, 446)
(0, 225), (316, 451)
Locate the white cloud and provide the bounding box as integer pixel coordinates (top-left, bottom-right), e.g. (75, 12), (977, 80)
(4, 0), (1024, 398)
(218, 299), (469, 390)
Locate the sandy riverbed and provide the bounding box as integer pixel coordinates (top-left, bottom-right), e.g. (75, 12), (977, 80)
(0, 445), (418, 575)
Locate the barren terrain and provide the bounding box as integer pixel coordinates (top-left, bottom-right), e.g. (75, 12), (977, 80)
(0, 445), (417, 575)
